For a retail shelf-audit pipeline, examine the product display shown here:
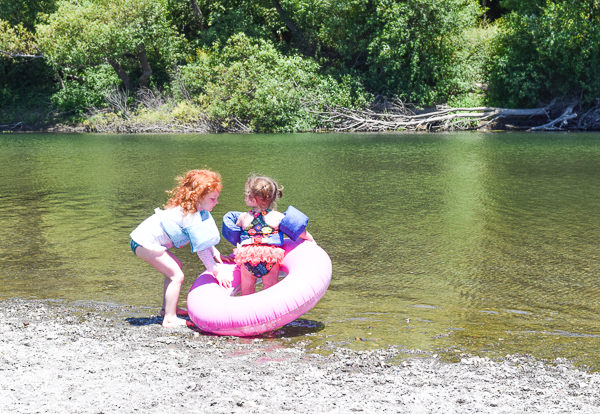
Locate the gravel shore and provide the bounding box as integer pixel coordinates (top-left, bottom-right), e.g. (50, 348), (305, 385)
(1, 298), (599, 413)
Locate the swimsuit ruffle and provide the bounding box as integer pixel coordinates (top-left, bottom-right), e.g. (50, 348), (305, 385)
(234, 244), (285, 266)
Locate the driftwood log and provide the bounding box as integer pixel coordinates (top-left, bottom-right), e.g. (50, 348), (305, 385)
(316, 100), (600, 132)
(0, 122), (23, 131)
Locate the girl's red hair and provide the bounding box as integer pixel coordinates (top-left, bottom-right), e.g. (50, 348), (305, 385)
(165, 169), (222, 214)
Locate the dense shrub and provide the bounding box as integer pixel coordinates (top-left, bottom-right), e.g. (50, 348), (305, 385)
(487, 1), (600, 107)
(176, 33), (370, 132)
(365, 0), (481, 105)
(447, 24), (499, 108)
(0, 0), (57, 29)
(51, 65), (120, 114)
(273, 0), (481, 106)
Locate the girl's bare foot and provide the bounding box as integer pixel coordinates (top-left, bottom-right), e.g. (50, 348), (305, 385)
(161, 316), (188, 328)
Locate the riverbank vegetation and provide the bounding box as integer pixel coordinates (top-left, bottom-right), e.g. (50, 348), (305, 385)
(1, 0), (600, 133)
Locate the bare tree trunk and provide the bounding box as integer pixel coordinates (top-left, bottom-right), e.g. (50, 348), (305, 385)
(0, 51), (44, 58)
(189, 0), (204, 30)
(137, 44), (152, 88)
(529, 103), (577, 131)
(272, 0), (314, 57)
(55, 69), (65, 89)
(107, 58), (131, 90)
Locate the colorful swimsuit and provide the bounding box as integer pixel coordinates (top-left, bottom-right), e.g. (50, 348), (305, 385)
(233, 210), (285, 278)
(222, 206), (310, 278)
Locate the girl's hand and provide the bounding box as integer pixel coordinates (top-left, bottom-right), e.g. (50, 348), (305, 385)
(220, 254), (236, 264)
(210, 264), (233, 288)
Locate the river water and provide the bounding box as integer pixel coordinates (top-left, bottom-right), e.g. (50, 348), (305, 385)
(1, 132), (599, 370)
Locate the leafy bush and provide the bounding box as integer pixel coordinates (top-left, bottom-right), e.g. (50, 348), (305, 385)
(0, 54), (57, 124)
(176, 33), (370, 132)
(51, 64), (119, 114)
(0, 0), (57, 29)
(487, 1), (600, 107)
(188, 0), (283, 49)
(447, 24), (500, 108)
(169, 101), (205, 123)
(365, 0), (481, 106)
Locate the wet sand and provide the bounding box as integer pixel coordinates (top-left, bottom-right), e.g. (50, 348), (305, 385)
(1, 298), (598, 413)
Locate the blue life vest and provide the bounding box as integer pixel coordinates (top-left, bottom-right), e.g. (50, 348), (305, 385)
(222, 206), (309, 246)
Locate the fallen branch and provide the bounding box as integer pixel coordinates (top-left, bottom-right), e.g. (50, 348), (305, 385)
(316, 105), (551, 132)
(0, 122), (23, 130)
(529, 104), (577, 131)
(0, 52), (43, 59)
(577, 101), (600, 130)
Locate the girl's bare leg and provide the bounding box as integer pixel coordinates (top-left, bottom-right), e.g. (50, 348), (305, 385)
(135, 247), (187, 327)
(161, 252), (183, 314)
(240, 266), (257, 296)
(160, 305), (188, 317)
(261, 263), (280, 290)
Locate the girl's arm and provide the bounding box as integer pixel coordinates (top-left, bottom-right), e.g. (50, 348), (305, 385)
(264, 211), (284, 228)
(222, 211), (243, 245)
(235, 212), (254, 229)
(279, 206), (309, 240)
(197, 248), (232, 288)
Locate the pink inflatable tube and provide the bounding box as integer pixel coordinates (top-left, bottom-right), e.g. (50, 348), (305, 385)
(187, 239), (332, 336)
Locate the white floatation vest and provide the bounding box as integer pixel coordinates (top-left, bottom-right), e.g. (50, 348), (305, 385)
(159, 209), (220, 252)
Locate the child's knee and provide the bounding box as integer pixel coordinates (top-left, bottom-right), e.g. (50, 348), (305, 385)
(169, 271), (185, 285)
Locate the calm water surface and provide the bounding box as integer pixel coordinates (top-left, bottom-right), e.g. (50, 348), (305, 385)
(1, 132), (599, 370)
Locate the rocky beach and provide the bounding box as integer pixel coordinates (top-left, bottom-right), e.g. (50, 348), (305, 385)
(1, 298), (599, 413)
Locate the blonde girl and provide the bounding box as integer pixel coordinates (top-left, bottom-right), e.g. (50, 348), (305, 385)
(226, 174), (313, 296)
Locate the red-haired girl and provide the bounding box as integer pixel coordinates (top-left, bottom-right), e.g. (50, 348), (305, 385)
(130, 169), (231, 327)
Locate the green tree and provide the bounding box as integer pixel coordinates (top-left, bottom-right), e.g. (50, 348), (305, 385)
(0, 20), (39, 58)
(277, 0), (376, 63)
(0, 1), (57, 120)
(367, 0), (480, 104)
(36, 0), (186, 91)
(0, 19), (55, 119)
(488, 1), (600, 107)
(268, 0), (481, 106)
(500, 0), (545, 15)
(0, 0), (57, 29)
(166, 0), (484, 106)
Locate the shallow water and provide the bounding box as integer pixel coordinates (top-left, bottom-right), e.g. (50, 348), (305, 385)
(1, 132), (599, 370)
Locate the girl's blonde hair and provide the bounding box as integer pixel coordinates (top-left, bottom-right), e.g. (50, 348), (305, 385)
(165, 169), (222, 214)
(245, 174), (283, 210)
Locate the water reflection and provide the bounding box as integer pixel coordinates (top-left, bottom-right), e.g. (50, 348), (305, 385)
(1, 132), (599, 370)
